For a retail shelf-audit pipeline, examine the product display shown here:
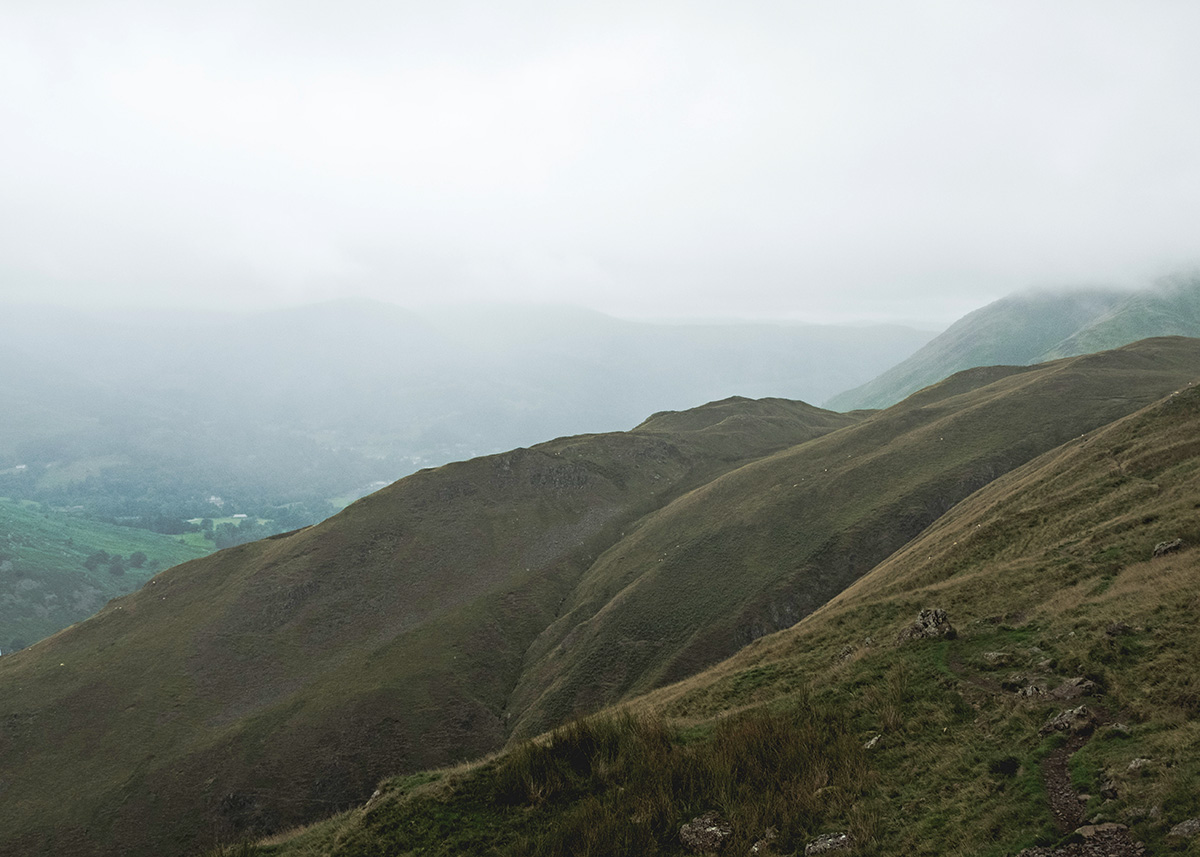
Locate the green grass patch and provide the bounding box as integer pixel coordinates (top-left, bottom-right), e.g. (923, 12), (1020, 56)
(0, 497), (210, 647)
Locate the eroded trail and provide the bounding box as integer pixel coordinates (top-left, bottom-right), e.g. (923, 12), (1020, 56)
(947, 651), (1147, 856)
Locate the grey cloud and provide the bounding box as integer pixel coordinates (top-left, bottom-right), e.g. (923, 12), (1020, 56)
(2, 1), (1199, 323)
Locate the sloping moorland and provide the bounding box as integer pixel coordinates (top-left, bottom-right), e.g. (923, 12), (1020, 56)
(829, 273), (1200, 412)
(3, 338), (1200, 856)
(255, 340), (1200, 857)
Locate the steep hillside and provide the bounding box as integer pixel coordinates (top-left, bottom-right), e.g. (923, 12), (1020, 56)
(1044, 273), (1200, 360)
(262, 353), (1200, 857)
(0, 397), (857, 857)
(827, 274), (1200, 412)
(4, 339), (1200, 857)
(826, 288), (1126, 411)
(505, 338), (1200, 741)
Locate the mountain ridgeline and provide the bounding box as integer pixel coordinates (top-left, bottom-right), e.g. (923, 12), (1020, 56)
(0, 301), (930, 527)
(298, 336), (1200, 857)
(827, 272), (1200, 411)
(3, 337), (1200, 857)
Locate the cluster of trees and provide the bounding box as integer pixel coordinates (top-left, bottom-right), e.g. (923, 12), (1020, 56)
(196, 500), (337, 550)
(83, 550), (148, 577)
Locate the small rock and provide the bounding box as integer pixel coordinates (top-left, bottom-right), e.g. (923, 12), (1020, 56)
(897, 608), (956, 643)
(1153, 538), (1184, 558)
(680, 812), (733, 853)
(1075, 822), (1127, 838)
(1040, 704), (1098, 736)
(1036, 658), (1054, 670)
(837, 644), (857, 662)
(1017, 682), (1048, 698)
(805, 832), (854, 855)
(982, 651), (1012, 668)
(1127, 757), (1152, 772)
(1168, 818), (1200, 839)
(750, 827), (778, 855)
(1105, 622), (1133, 637)
(1001, 672), (1029, 691)
(1100, 779), (1118, 799)
(1048, 677), (1098, 700)
(1102, 722), (1131, 739)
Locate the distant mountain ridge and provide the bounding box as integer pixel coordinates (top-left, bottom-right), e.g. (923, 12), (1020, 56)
(0, 300), (931, 516)
(827, 273), (1200, 411)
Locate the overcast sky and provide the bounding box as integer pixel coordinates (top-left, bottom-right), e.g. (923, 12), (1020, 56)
(3, 1), (1199, 326)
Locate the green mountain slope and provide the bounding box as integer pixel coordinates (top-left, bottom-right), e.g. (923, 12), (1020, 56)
(825, 287), (1128, 411)
(0, 397), (857, 857)
(827, 274), (1200, 412)
(5, 339), (1200, 857)
(259, 354), (1200, 857)
(1043, 273), (1200, 360)
(504, 337), (1200, 740)
(0, 498), (208, 649)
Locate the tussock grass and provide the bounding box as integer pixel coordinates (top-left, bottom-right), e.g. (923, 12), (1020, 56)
(248, 701), (867, 857)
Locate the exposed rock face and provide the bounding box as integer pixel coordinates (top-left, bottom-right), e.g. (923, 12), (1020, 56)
(1076, 822), (1127, 838)
(1048, 677), (1098, 700)
(1040, 705), (1098, 736)
(1153, 538), (1184, 557)
(805, 832), (854, 855)
(982, 651), (1012, 668)
(897, 608), (956, 643)
(1169, 818), (1200, 839)
(680, 811), (733, 853)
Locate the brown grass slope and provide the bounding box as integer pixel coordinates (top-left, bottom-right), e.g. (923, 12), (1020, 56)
(638, 365), (1200, 854)
(505, 337), (1200, 741)
(0, 397), (854, 857)
(253, 341), (1200, 857)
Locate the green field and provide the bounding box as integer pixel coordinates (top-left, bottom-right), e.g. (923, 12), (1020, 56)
(0, 498), (211, 648)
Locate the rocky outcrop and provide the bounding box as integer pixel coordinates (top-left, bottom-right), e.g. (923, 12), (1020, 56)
(1049, 677), (1098, 701)
(680, 812), (733, 853)
(1040, 705), (1098, 736)
(1153, 538), (1183, 557)
(897, 608), (956, 643)
(1168, 818), (1200, 840)
(804, 832), (854, 855)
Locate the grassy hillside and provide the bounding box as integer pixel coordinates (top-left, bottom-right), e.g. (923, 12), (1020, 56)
(825, 287), (1127, 411)
(0, 497), (209, 648)
(252, 356), (1200, 857)
(827, 274), (1200, 412)
(0, 397), (857, 857)
(5, 340), (1200, 857)
(1044, 272), (1200, 360)
(505, 338), (1200, 741)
